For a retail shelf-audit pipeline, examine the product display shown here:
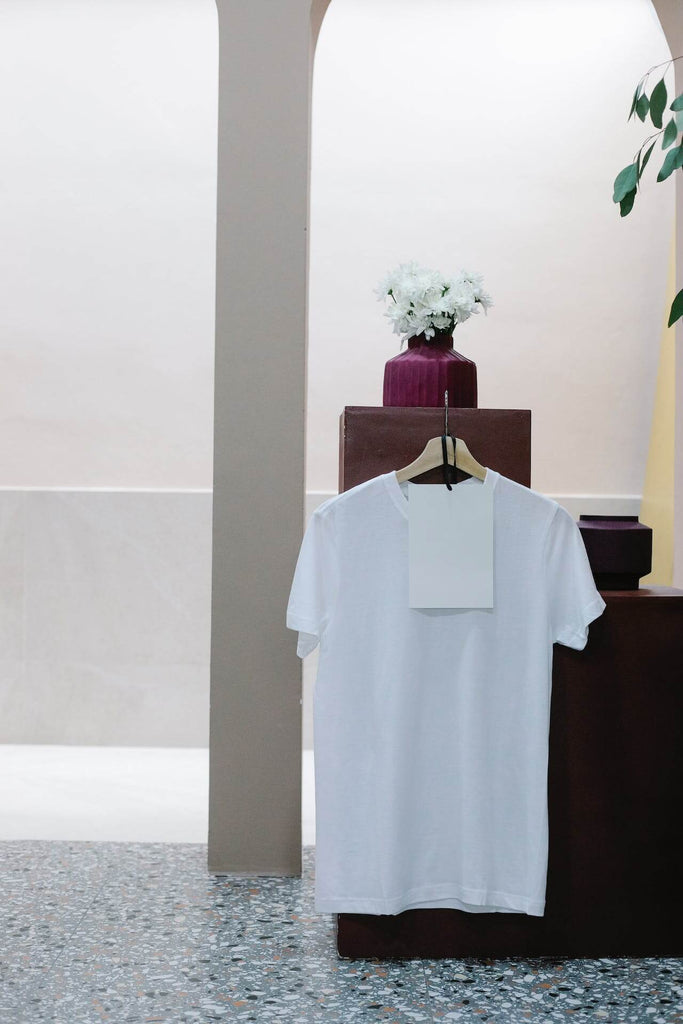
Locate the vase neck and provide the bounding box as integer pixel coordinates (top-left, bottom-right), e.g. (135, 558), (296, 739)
(408, 332), (454, 350)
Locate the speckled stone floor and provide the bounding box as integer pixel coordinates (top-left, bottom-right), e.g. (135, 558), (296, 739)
(1, 841), (681, 1023)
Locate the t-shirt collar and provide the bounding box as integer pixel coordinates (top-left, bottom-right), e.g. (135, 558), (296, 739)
(383, 466), (498, 520)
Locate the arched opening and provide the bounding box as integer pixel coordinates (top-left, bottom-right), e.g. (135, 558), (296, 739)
(308, 0), (673, 500)
(302, 0), (674, 829)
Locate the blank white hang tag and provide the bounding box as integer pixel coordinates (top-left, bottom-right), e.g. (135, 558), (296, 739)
(407, 479), (494, 608)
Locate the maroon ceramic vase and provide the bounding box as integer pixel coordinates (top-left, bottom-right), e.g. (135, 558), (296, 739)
(382, 330), (478, 408)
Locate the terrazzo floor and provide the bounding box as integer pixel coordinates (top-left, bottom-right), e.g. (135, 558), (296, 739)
(2, 840), (682, 1024)
(2, 747), (682, 1022)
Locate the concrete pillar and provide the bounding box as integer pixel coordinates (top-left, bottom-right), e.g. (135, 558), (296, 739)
(208, 0), (330, 874)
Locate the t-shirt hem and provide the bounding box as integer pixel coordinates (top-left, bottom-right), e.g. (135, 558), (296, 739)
(315, 884), (545, 917)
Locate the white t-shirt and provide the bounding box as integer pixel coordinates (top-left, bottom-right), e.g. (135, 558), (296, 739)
(286, 468), (606, 917)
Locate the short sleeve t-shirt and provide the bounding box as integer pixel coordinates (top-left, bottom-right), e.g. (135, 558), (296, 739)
(286, 468), (606, 916)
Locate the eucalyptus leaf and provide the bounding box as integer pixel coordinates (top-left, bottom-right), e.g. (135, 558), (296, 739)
(662, 117), (678, 149)
(629, 79), (645, 120)
(670, 93), (683, 111)
(613, 163), (638, 202)
(656, 143), (683, 182)
(650, 78), (668, 128)
(639, 141), (656, 179)
(667, 286), (683, 327)
(619, 188), (637, 217)
(676, 109), (683, 132)
(636, 93), (650, 121)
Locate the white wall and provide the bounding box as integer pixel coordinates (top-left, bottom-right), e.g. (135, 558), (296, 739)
(0, 0), (218, 747)
(0, 0), (671, 495)
(308, 0), (674, 500)
(0, 0), (218, 488)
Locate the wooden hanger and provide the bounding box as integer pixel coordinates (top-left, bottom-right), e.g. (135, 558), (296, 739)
(394, 390), (487, 484)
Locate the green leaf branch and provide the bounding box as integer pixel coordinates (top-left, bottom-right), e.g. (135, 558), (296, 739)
(616, 56), (683, 326)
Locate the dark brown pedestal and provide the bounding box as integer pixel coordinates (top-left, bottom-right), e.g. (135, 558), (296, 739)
(335, 406), (683, 959)
(339, 406), (531, 492)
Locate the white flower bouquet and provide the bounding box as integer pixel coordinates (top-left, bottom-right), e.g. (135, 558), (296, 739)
(375, 260), (493, 348)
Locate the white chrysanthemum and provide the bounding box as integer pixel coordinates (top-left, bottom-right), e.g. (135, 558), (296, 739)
(447, 282), (477, 323)
(374, 265), (406, 301)
(475, 288), (494, 313)
(460, 268), (484, 289)
(385, 304), (411, 331)
(376, 261), (492, 344)
(375, 260), (422, 302)
(394, 275), (440, 310)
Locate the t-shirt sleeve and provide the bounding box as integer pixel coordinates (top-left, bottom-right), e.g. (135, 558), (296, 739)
(286, 503), (339, 659)
(544, 504), (606, 651)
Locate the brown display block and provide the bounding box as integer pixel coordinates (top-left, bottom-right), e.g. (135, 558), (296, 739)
(577, 515), (653, 591)
(339, 406), (531, 492)
(335, 406), (683, 959)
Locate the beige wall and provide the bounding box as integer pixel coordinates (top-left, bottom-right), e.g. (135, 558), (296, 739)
(652, 0), (683, 586)
(642, 227), (676, 586)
